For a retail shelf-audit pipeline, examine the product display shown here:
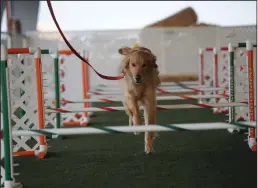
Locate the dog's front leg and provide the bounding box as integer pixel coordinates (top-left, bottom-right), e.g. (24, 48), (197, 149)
(123, 101), (133, 126)
(126, 96), (141, 135)
(142, 97), (157, 154)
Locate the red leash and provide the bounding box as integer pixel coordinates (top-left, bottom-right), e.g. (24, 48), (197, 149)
(46, 0), (124, 80)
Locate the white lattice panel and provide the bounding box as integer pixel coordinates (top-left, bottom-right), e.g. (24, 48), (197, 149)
(7, 54), (40, 152)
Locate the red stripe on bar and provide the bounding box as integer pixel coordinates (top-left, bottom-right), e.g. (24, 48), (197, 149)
(61, 98), (74, 104)
(98, 107), (118, 111)
(205, 47), (237, 51)
(58, 50), (73, 55)
(99, 98), (115, 102)
(8, 48), (30, 54)
(205, 47), (213, 51)
(91, 91), (102, 95)
(50, 108), (72, 113)
(179, 95), (193, 100)
(194, 103), (213, 108)
(157, 88), (168, 93)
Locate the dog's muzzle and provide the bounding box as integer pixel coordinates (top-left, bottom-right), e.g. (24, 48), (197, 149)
(134, 75), (143, 84)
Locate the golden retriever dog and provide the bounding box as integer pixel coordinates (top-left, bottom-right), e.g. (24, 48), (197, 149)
(118, 46), (161, 154)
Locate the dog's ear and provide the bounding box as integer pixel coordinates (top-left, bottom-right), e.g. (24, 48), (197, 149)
(120, 58), (130, 74)
(151, 62), (158, 68)
(150, 54), (158, 68)
(136, 47), (157, 68)
(118, 47), (133, 56)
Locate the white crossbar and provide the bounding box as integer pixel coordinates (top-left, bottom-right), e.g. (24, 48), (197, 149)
(12, 122), (256, 137)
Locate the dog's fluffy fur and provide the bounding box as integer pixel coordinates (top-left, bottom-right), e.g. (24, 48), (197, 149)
(118, 46), (161, 154)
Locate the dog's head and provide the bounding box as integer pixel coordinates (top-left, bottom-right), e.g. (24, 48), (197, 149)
(118, 46), (158, 84)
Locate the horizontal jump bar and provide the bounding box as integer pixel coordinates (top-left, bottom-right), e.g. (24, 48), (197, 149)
(93, 85), (223, 92)
(7, 48), (74, 55)
(46, 102), (248, 113)
(205, 43), (257, 52)
(60, 94), (227, 104)
(95, 81), (199, 88)
(88, 87), (225, 96)
(12, 122), (256, 137)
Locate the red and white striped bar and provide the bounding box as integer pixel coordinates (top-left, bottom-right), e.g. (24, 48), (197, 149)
(95, 82), (199, 88)
(88, 87), (225, 96)
(93, 84), (220, 92)
(7, 47), (73, 55)
(60, 94), (228, 104)
(45, 102), (248, 113)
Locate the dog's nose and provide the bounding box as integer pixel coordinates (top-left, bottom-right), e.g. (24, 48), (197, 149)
(135, 75), (142, 81)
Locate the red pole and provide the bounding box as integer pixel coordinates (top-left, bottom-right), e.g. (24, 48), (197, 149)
(199, 48), (204, 104)
(246, 41), (256, 152)
(213, 48), (219, 104)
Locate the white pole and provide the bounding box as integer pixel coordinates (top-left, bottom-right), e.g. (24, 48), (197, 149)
(12, 122), (256, 137)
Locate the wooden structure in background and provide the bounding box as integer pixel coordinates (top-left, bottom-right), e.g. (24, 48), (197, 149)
(145, 7), (216, 28)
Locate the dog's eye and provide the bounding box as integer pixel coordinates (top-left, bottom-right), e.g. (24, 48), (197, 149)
(131, 63), (136, 67)
(142, 64), (146, 67)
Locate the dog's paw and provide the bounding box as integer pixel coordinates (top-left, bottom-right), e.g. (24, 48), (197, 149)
(144, 145), (153, 154)
(129, 118), (133, 126)
(146, 152), (152, 156)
